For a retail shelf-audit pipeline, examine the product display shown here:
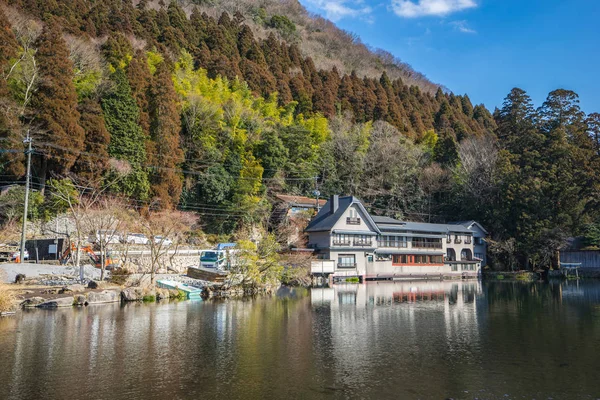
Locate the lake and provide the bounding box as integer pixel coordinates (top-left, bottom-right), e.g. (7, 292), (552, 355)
(1, 280), (599, 399)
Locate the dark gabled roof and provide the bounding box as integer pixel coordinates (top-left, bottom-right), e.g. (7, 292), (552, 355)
(372, 215), (472, 234)
(449, 220), (489, 235)
(305, 196), (479, 235)
(305, 196), (380, 233)
(371, 216), (404, 225)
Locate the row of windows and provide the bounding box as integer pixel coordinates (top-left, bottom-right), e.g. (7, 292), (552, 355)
(450, 264), (477, 271)
(333, 234), (372, 245)
(392, 255), (444, 265)
(377, 235), (408, 247)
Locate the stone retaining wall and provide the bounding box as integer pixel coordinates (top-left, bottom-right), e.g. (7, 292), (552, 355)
(121, 255), (199, 274)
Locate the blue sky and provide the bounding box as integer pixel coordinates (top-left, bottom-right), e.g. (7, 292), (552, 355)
(298, 0), (600, 114)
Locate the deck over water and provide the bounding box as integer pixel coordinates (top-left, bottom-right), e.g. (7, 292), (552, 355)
(186, 266), (228, 283)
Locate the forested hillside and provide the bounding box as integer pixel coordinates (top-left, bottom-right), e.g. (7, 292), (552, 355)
(1, 0), (599, 269)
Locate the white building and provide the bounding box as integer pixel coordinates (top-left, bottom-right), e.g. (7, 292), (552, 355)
(306, 196), (486, 280)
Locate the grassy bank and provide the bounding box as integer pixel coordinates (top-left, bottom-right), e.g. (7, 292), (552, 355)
(0, 284), (16, 313)
(483, 271), (540, 282)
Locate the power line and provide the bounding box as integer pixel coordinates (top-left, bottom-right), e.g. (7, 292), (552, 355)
(32, 143), (317, 182)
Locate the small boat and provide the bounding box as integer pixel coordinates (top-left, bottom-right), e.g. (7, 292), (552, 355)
(156, 280), (203, 299)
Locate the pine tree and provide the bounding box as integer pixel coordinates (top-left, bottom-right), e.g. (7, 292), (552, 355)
(148, 61), (184, 208)
(32, 20), (85, 184)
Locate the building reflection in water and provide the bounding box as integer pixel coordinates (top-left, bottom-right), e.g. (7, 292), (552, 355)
(310, 280), (484, 394)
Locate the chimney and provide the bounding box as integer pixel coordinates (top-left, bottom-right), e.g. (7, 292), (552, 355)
(330, 195), (339, 214)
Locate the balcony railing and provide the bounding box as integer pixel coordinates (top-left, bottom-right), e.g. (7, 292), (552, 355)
(332, 240), (351, 246)
(338, 262), (357, 269)
(412, 241), (443, 249)
(353, 240), (372, 246)
(454, 238), (462, 244)
(378, 242), (408, 248)
(465, 238), (472, 244)
(446, 238), (452, 243)
(346, 217), (361, 225)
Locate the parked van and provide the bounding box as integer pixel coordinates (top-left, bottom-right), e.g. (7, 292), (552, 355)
(89, 230), (121, 245)
(200, 247), (238, 270)
(122, 233), (149, 245)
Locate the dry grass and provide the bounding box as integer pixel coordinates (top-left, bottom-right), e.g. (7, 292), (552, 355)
(0, 284), (17, 313)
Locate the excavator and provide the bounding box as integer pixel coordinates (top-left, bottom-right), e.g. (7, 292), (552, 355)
(60, 243), (117, 269)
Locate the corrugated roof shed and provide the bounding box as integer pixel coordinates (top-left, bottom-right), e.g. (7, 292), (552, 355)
(275, 194), (327, 208)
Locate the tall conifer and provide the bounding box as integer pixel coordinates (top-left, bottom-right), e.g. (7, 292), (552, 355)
(32, 20), (85, 183)
(148, 62), (184, 208)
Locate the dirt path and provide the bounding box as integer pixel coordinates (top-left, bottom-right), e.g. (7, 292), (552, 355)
(0, 263), (101, 283)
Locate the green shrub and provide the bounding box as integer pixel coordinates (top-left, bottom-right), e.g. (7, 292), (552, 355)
(496, 274), (505, 280)
(515, 273), (530, 281)
(345, 277), (360, 283)
(268, 15), (296, 39)
(142, 295), (156, 302)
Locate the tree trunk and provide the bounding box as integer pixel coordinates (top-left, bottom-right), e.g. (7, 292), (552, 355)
(39, 156), (48, 196)
(100, 242), (105, 281)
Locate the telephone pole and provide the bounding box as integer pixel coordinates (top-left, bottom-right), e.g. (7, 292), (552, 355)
(20, 132), (32, 264)
(313, 176), (320, 212)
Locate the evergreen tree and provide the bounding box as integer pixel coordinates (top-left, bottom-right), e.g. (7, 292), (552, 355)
(433, 131), (458, 166)
(0, 8), (24, 177)
(148, 61), (185, 208)
(32, 20), (85, 184)
(126, 49), (152, 138)
(73, 99), (110, 181)
(101, 68), (149, 199)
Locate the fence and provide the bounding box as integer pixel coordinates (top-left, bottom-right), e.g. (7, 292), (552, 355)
(560, 251), (600, 268)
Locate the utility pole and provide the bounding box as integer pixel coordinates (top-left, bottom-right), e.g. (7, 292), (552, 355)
(313, 176), (320, 212)
(20, 132), (32, 264)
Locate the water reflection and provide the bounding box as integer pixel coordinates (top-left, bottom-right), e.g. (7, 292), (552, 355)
(1, 281), (600, 399)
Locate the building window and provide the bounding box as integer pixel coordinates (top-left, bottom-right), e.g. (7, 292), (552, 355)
(430, 255), (443, 264)
(347, 209), (360, 225)
(338, 254), (356, 268)
(376, 254), (392, 262)
(333, 234), (351, 246)
(461, 264), (475, 271)
(451, 264), (458, 271)
(393, 254), (442, 265)
(412, 238), (443, 249)
(354, 235), (372, 246)
(393, 254), (409, 265)
(475, 253), (484, 260)
(461, 249), (473, 261)
(377, 235), (407, 248)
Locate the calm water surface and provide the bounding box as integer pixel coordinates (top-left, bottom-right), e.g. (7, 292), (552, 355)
(1, 280), (600, 400)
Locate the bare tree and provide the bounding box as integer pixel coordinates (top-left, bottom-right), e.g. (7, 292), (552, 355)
(137, 209), (195, 284)
(3, 8), (41, 115)
(83, 197), (128, 280)
(47, 176), (121, 280)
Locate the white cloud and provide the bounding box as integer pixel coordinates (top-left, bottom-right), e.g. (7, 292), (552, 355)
(302, 0), (373, 22)
(450, 20), (477, 33)
(391, 0), (477, 18)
